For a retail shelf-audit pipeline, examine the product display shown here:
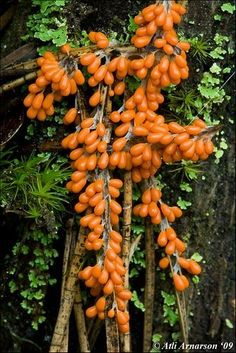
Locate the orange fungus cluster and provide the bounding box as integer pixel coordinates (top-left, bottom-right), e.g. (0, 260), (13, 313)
(23, 1), (215, 332)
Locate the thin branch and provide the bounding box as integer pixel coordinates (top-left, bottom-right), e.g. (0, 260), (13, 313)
(0, 44), (156, 94)
(143, 219), (155, 352)
(49, 230), (87, 352)
(120, 171), (132, 352)
(73, 282), (90, 353)
(105, 298), (120, 353)
(0, 72), (37, 95)
(88, 319), (104, 350)
(101, 89), (121, 353)
(59, 218), (74, 352)
(0, 60), (38, 77)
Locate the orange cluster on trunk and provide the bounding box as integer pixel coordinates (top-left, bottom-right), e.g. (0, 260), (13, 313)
(23, 1), (214, 332)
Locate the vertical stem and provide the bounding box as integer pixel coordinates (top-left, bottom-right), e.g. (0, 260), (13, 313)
(143, 219), (155, 353)
(88, 319), (104, 351)
(105, 297), (120, 353)
(60, 218), (74, 352)
(49, 232), (87, 352)
(73, 282), (90, 352)
(120, 171), (132, 352)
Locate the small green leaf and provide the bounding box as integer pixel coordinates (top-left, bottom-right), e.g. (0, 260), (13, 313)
(34, 290), (44, 300)
(161, 291), (176, 306)
(9, 280), (17, 293)
(127, 15), (138, 34)
(131, 223), (145, 235)
(163, 305), (178, 326)
(221, 3), (235, 14)
(180, 182), (192, 193)
(223, 67), (232, 74)
(192, 275), (200, 284)
(177, 197), (192, 210)
(214, 14), (222, 20)
(152, 333), (162, 343)
(210, 63), (221, 75)
(215, 149), (224, 159)
(191, 252), (203, 262)
(225, 318), (234, 328)
(131, 290), (145, 312)
(220, 140), (228, 150)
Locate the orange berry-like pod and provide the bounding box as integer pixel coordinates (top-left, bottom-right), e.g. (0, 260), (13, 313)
(80, 53), (96, 66)
(114, 81), (126, 96)
(160, 203), (171, 218)
(115, 122), (131, 137)
(23, 93), (35, 107)
(74, 202), (88, 213)
(132, 35), (151, 48)
(157, 230), (168, 247)
(159, 256), (170, 269)
(98, 268), (109, 285)
(109, 230), (122, 243)
(110, 271), (123, 285)
(108, 308), (115, 318)
(134, 14), (145, 25)
(60, 43), (71, 54)
(133, 126), (149, 137)
(118, 322), (130, 333)
(178, 257), (190, 270)
(112, 137), (127, 152)
(204, 140), (214, 155)
(26, 106), (38, 119)
(97, 38), (109, 49)
(95, 297), (106, 312)
(109, 238), (121, 252)
(178, 41), (190, 51)
(104, 71), (115, 86)
(89, 90), (101, 107)
(94, 65), (108, 82)
(165, 240), (176, 255)
(117, 290), (132, 300)
(97, 140), (107, 153)
(166, 227), (177, 241)
(141, 189), (152, 204)
(63, 108), (77, 125)
(116, 311), (129, 325)
(73, 69), (85, 85)
(110, 199), (122, 214)
(173, 273), (186, 292)
(70, 78), (78, 94)
(87, 57), (101, 74)
(98, 152), (109, 170)
(94, 200), (105, 216)
(175, 238), (186, 253)
(86, 306), (98, 318)
(188, 260), (202, 275)
(180, 275), (190, 288)
(103, 279), (114, 295)
(171, 206), (183, 218)
(150, 188), (161, 202)
(32, 92), (44, 110)
(79, 266), (93, 280)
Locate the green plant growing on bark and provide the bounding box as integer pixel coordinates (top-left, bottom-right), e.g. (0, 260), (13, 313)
(0, 151), (70, 220)
(0, 151), (70, 330)
(8, 227), (59, 330)
(188, 36), (211, 63)
(21, 0), (69, 50)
